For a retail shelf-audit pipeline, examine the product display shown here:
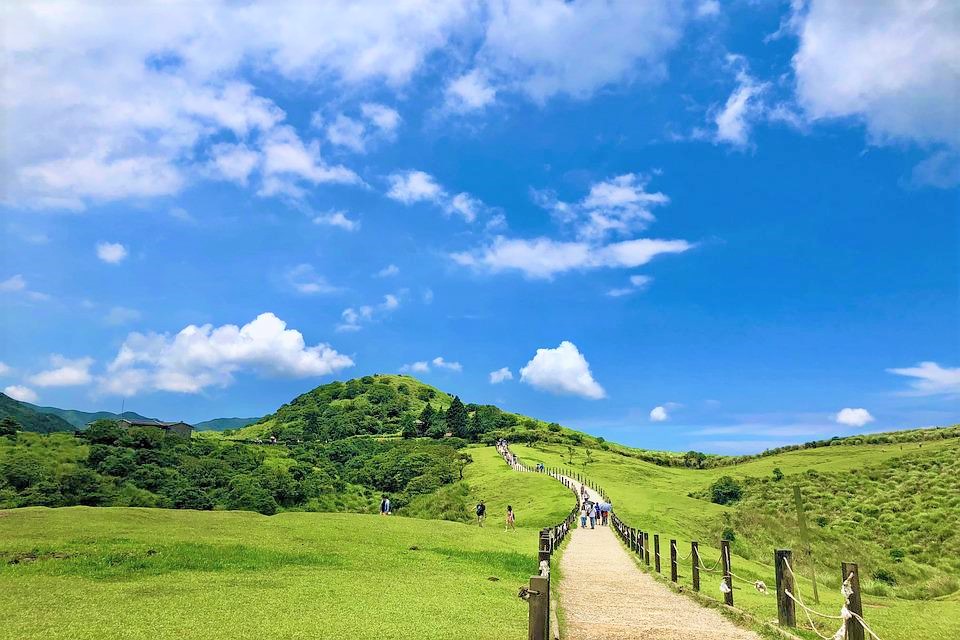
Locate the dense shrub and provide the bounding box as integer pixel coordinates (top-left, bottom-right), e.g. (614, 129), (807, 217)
(709, 476), (743, 505)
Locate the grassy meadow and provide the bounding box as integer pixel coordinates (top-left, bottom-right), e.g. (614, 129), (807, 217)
(0, 447), (575, 640)
(513, 438), (960, 640)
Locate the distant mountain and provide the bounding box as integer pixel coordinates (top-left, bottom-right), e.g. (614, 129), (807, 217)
(30, 405), (154, 429)
(0, 393), (75, 433)
(193, 417), (261, 431)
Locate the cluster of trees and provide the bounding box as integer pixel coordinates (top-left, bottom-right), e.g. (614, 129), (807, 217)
(0, 419), (468, 515)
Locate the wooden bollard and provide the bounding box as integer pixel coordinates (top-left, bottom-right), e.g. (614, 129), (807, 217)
(842, 562), (865, 640)
(654, 534), (661, 572)
(774, 549), (796, 628)
(691, 541), (700, 591)
(670, 539), (678, 582)
(721, 540), (734, 606)
(630, 528), (637, 553)
(528, 575), (549, 640)
(638, 530), (644, 557)
(643, 532), (650, 565)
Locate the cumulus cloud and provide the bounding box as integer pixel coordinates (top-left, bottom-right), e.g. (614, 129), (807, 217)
(452, 236), (692, 279)
(386, 170), (489, 223)
(400, 356), (461, 374)
(4, 385), (38, 403)
(834, 407), (875, 427)
(649, 405), (669, 422)
(534, 173), (669, 240)
(313, 210), (359, 231)
(489, 367), (514, 384)
(0, 274), (50, 302)
(432, 356), (462, 372)
(400, 361), (431, 374)
(322, 103), (402, 153)
(258, 126), (361, 197)
(360, 103), (402, 135)
(101, 312), (353, 396)
(445, 70), (497, 112)
(791, 1), (960, 150)
(285, 264), (338, 295)
(887, 361), (960, 396)
(520, 341), (605, 399)
(96, 242), (128, 264)
(0, 362), (11, 377)
(376, 264), (400, 277)
(209, 143), (260, 185)
(712, 63), (769, 148)
(607, 274), (653, 297)
(28, 355), (94, 387)
(337, 293), (403, 332)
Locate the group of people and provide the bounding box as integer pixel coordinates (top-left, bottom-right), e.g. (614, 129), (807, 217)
(475, 500), (516, 531)
(495, 439), (520, 469)
(578, 487), (611, 529)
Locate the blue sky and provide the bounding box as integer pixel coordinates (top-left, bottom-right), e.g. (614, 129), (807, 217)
(2, 1), (958, 453)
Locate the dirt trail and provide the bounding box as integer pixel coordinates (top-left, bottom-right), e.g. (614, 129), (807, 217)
(556, 478), (760, 640)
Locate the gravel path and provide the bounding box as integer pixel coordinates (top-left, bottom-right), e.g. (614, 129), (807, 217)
(556, 478), (760, 640)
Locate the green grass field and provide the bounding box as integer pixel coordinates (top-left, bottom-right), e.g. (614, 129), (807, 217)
(0, 447), (575, 640)
(512, 439), (960, 640)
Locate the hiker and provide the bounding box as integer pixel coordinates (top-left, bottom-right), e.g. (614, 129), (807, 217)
(593, 502), (601, 527)
(505, 505), (515, 531)
(579, 504), (588, 528)
(380, 495), (391, 516)
(587, 502), (596, 529)
(476, 500), (486, 527)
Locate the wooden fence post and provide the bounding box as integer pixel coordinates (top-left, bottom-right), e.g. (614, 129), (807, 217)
(528, 575), (549, 640)
(720, 540), (734, 606)
(842, 562), (865, 640)
(630, 528), (637, 553)
(691, 541), (700, 592)
(774, 549), (796, 628)
(654, 534), (661, 572)
(670, 539), (678, 582)
(643, 532), (650, 566)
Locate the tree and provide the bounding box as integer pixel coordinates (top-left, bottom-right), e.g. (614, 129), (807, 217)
(468, 411), (481, 438)
(419, 404), (434, 437)
(446, 396), (468, 439)
(0, 417), (19, 437)
(772, 467), (784, 481)
(455, 451), (473, 480)
(709, 476), (743, 505)
(400, 413), (418, 439)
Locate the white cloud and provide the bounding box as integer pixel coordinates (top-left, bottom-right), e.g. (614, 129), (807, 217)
(0, 274), (50, 301)
(28, 355), (94, 387)
(313, 210), (359, 231)
(695, 1), (721, 19)
(534, 173), (670, 240)
(910, 150), (960, 189)
(0, 362), (12, 377)
(101, 312), (353, 396)
(376, 264), (400, 277)
(713, 65), (768, 148)
(96, 242), (128, 264)
(520, 341), (605, 399)
(650, 405), (669, 422)
(887, 361), (960, 396)
(259, 126), (361, 196)
(386, 170), (444, 204)
(285, 264), (338, 295)
(209, 143), (260, 185)
(422, 288), (434, 304)
(489, 367), (514, 384)
(336, 293), (402, 332)
(105, 306), (142, 326)
(4, 385), (37, 403)
(452, 236), (692, 279)
(445, 69), (497, 112)
(401, 356), (461, 374)
(446, 192), (482, 222)
(360, 103), (401, 135)
(432, 356), (462, 372)
(325, 114), (367, 152)
(607, 274), (653, 297)
(791, 1), (960, 150)
(834, 407), (875, 427)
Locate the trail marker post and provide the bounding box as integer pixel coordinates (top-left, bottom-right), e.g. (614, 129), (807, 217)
(842, 562), (865, 640)
(774, 549), (795, 628)
(691, 541), (700, 592)
(670, 539), (678, 582)
(720, 540), (734, 606)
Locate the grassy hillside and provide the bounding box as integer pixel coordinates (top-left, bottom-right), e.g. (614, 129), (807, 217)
(513, 436), (960, 640)
(0, 507), (547, 640)
(0, 393), (74, 433)
(194, 417), (260, 431)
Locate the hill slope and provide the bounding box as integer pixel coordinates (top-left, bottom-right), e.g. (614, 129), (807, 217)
(0, 394), (74, 433)
(193, 417), (261, 431)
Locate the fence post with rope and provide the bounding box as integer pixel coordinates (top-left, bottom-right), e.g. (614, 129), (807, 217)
(670, 539), (678, 583)
(842, 562), (865, 640)
(774, 549), (796, 628)
(720, 539), (734, 606)
(691, 541), (700, 591)
(654, 534), (661, 573)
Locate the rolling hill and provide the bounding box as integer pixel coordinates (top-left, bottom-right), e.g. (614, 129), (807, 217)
(0, 393), (74, 433)
(193, 417), (261, 431)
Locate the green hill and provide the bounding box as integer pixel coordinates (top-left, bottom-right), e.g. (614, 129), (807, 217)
(193, 417), (261, 431)
(0, 393), (74, 433)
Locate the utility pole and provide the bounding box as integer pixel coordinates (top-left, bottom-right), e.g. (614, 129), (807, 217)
(794, 485), (820, 603)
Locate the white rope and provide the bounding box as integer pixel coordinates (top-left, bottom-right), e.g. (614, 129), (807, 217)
(694, 547), (723, 572)
(781, 560), (882, 640)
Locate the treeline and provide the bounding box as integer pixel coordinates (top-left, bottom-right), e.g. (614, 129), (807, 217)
(0, 419), (470, 515)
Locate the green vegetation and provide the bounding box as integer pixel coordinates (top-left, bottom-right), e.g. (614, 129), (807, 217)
(513, 434), (960, 640)
(193, 417), (261, 431)
(0, 394), (74, 433)
(0, 507), (546, 640)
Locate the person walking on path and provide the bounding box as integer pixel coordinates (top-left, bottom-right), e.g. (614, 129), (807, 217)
(579, 504), (588, 528)
(379, 495), (391, 516)
(505, 505), (516, 531)
(593, 502), (601, 527)
(476, 500), (486, 527)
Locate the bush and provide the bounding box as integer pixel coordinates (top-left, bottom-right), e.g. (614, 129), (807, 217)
(709, 476), (743, 505)
(772, 467), (784, 481)
(872, 567), (897, 586)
